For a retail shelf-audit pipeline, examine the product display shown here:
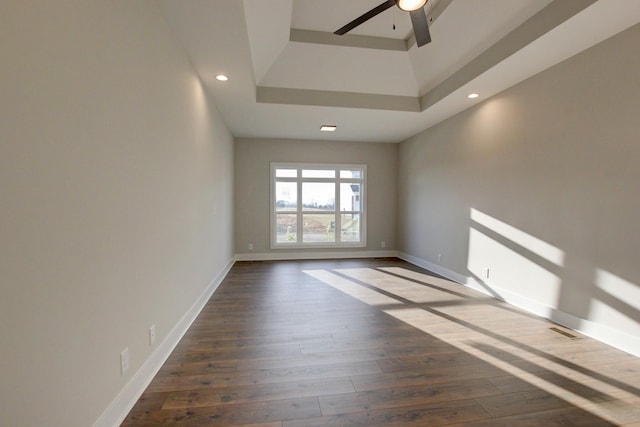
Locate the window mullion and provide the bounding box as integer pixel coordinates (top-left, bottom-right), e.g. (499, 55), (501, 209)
(297, 169), (303, 245)
(335, 167), (339, 243)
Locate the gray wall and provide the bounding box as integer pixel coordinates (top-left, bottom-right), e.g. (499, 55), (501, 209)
(398, 24), (640, 354)
(0, 1), (234, 426)
(235, 138), (398, 257)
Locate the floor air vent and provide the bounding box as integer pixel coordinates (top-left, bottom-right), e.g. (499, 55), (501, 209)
(549, 326), (580, 339)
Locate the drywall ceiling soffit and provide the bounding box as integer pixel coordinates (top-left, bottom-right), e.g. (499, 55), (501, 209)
(243, 0), (292, 83)
(160, 0), (640, 143)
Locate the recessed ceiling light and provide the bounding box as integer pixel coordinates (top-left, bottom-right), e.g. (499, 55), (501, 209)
(467, 93), (479, 99)
(320, 125), (337, 132)
(216, 74), (229, 82)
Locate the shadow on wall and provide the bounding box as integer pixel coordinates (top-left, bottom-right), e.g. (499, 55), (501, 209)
(467, 208), (640, 355)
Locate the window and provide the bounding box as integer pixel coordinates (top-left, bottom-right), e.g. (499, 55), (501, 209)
(271, 163), (366, 248)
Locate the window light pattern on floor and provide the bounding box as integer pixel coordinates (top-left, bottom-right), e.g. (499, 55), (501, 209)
(303, 267), (640, 425)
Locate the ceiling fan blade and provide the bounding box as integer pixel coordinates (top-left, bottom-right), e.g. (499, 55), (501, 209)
(410, 7), (431, 46)
(334, 0), (395, 35)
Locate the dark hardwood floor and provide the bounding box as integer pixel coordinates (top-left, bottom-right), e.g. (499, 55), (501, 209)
(122, 258), (640, 426)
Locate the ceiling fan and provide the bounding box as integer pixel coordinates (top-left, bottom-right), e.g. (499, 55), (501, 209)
(334, 0), (432, 47)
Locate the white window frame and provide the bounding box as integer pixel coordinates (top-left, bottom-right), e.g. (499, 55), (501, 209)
(270, 162), (367, 249)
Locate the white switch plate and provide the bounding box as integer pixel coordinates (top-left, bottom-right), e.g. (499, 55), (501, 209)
(149, 324), (156, 346)
(120, 347), (129, 375)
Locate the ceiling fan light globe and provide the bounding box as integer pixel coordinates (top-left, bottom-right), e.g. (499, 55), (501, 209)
(396, 0), (427, 12)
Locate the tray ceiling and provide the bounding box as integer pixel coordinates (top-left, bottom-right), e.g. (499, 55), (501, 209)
(160, 0), (640, 142)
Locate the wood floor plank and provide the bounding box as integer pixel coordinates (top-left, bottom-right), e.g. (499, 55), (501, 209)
(445, 406), (616, 426)
(351, 362), (507, 392)
(475, 388), (573, 417)
(166, 343), (303, 362)
(146, 361), (381, 393)
(161, 377), (354, 409)
(235, 341), (458, 371)
(122, 397), (320, 426)
(318, 378), (501, 416)
(157, 359), (238, 377)
(375, 350), (498, 373)
(228, 423), (282, 427)
(284, 398), (491, 426)
(581, 399), (640, 425)
(122, 258), (640, 427)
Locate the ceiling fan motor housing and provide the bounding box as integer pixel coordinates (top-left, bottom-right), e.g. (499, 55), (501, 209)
(396, 0), (428, 12)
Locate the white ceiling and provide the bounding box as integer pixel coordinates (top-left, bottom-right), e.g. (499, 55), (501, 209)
(159, 0), (640, 143)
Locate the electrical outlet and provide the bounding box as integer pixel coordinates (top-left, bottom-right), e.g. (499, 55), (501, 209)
(120, 347), (130, 375)
(381, 241), (386, 248)
(438, 253), (442, 262)
(248, 243), (254, 250)
(149, 324), (156, 346)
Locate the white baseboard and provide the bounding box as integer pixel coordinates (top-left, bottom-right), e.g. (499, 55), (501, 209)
(397, 252), (468, 284)
(398, 252), (640, 358)
(93, 256), (236, 427)
(235, 250), (399, 261)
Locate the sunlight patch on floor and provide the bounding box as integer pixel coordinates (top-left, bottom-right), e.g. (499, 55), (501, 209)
(383, 305), (640, 425)
(379, 266), (480, 297)
(302, 269), (402, 306)
(336, 268), (466, 304)
(304, 265), (640, 425)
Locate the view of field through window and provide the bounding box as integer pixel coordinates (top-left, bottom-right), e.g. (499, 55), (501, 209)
(272, 164), (365, 247)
